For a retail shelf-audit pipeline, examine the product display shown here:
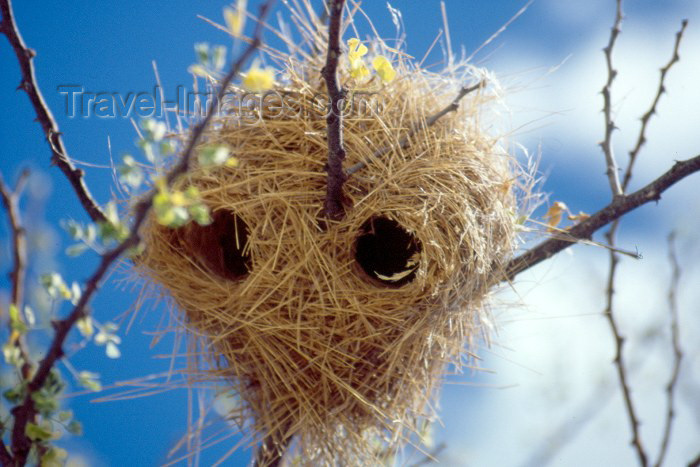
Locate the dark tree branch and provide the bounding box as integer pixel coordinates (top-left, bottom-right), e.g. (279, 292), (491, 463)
(0, 171), (30, 466)
(505, 154), (700, 280)
(0, 170), (33, 381)
(0, 170), (28, 315)
(6, 1), (276, 463)
(0, 0), (106, 224)
(654, 233), (683, 467)
(321, 0), (348, 221)
(345, 80), (485, 176)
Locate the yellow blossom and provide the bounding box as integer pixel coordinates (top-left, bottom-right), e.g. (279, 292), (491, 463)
(347, 38), (369, 80)
(372, 55), (396, 83)
(224, 0), (247, 38)
(170, 191), (187, 207)
(242, 62), (275, 92)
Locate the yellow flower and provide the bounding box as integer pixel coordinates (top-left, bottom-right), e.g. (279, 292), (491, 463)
(347, 38), (370, 80)
(242, 62), (275, 92)
(347, 38), (368, 59)
(224, 0), (247, 38)
(372, 55), (396, 83)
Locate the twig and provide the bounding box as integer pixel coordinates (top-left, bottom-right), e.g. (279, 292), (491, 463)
(654, 233), (683, 467)
(602, 237), (647, 467)
(7, 1), (276, 463)
(689, 452), (700, 467)
(0, 171), (30, 466)
(0, 171), (29, 316)
(599, 0), (624, 197)
(0, 170), (33, 380)
(0, 0), (106, 223)
(624, 19), (688, 190)
(505, 153), (700, 280)
(321, 0), (348, 221)
(600, 18), (687, 467)
(346, 80), (485, 176)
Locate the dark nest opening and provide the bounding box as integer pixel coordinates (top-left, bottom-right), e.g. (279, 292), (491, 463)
(181, 210), (252, 281)
(354, 216), (422, 287)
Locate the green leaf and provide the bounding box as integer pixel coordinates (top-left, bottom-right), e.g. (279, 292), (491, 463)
(32, 391), (59, 416)
(70, 282), (82, 306)
(76, 316), (94, 338)
(3, 382), (26, 404)
(62, 219), (83, 240)
(104, 201), (120, 225)
(23, 305), (35, 327)
(41, 272), (69, 300)
(212, 45), (227, 71)
(194, 42), (210, 64)
(140, 118), (166, 142)
(8, 304), (27, 334)
(40, 447), (67, 467)
(25, 422), (56, 442)
(118, 159), (144, 189)
(66, 243), (90, 257)
(78, 371), (102, 392)
(160, 140), (176, 155)
(3, 342), (23, 366)
(198, 144), (232, 167)
(67, 420), (83, 436)
(105, 341), (121, 359)
(189, 204), (212, 226)
(58, 410), (73, 422)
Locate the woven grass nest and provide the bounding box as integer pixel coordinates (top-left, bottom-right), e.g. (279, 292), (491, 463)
(137, 5), (522, 465)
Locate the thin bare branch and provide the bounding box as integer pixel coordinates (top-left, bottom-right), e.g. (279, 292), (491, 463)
(0, 170), (33, 381)
(599, 0), (624, 197)
(599, 17), (688, 467)
(346, 80), (485, 176)
(602, 234), (647, 467)
(505, 153), (700, 280)
(321, 0), (348, 221)
(624, 19), (688, 191)
(7, 1), (276, 462)
(654, 232), (683, 467)
(0, 0), (106, 223)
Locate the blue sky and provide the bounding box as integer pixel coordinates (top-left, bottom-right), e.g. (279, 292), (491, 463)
(2, 1), (699, 465)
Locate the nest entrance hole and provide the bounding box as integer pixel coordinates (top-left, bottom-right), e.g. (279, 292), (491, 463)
(354, 216), (422, 287)
(183, 210), (252, 281)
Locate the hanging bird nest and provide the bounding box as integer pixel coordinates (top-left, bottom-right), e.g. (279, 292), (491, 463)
(136, 4), (524, 465)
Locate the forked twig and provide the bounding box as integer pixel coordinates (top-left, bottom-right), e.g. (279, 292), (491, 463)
(625, 20), (688, 190)
(600, 15), (688, 467)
